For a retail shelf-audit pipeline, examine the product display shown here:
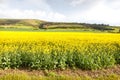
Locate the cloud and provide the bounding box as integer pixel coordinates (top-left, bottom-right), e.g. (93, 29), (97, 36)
(0, 0), (10, 4)
(0, 0), (120, 25)
(69, 0), (100, 7)
(70, 0), (85, 6)
(1, 0), (51, 11)
(0, 0), (66, 21)
(77, 1), (120, 25)
(0, 9), (66, 21)
(105, 0), (120, 9)
(0, 0), (5, 3)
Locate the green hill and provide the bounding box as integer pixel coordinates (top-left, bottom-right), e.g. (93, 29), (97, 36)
(0, 19), (119, 32)
(0, 19), (45, 29)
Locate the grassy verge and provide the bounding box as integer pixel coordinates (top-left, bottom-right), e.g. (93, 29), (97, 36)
(0, 28), (104, 32)
(0, 73), (119, 80)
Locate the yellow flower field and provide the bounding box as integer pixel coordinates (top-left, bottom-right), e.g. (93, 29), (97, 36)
(0, 31), (120, 42)
(0, 31), (120, 70)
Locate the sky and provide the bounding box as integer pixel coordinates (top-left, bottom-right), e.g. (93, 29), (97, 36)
(0, 0), (120, 26)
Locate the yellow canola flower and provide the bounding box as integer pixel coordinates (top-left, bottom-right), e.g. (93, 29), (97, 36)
(0, 31), (120, 54)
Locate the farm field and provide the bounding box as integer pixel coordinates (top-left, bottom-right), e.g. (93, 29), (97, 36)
(0, 31), (120, 80)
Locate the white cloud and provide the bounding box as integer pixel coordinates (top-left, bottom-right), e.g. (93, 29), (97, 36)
(70, 0), (85, 7)
(106, 0), (120, 9)
(77, 1), (120, 25)
(20, 0), (51, 11)
(0, 0), (120, 25)
(69, 0), (100, 7)
(0, 9), (66, 21)
(0, 0), (66, 21)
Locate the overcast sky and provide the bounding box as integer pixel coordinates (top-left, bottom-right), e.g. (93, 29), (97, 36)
(0, 0), (120, 25)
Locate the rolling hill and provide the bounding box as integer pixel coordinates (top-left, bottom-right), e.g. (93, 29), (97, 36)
(0, 19), (45, 29)
(0, 19), (119, 32)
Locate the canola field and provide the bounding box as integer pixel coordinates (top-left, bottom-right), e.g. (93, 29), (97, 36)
(0, 31), (120, 70)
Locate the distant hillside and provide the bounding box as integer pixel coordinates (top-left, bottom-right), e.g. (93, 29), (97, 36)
(0, 19), (119, 32)
(40, 22), (110, 30)
(0, 19), (45, 29)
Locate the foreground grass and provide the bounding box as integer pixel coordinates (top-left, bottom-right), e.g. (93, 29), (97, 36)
(0, 65), (119, 80)
(0, 73), (119, 80)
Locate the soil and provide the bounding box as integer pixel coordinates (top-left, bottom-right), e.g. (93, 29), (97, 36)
(0, 65), (120, 78)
